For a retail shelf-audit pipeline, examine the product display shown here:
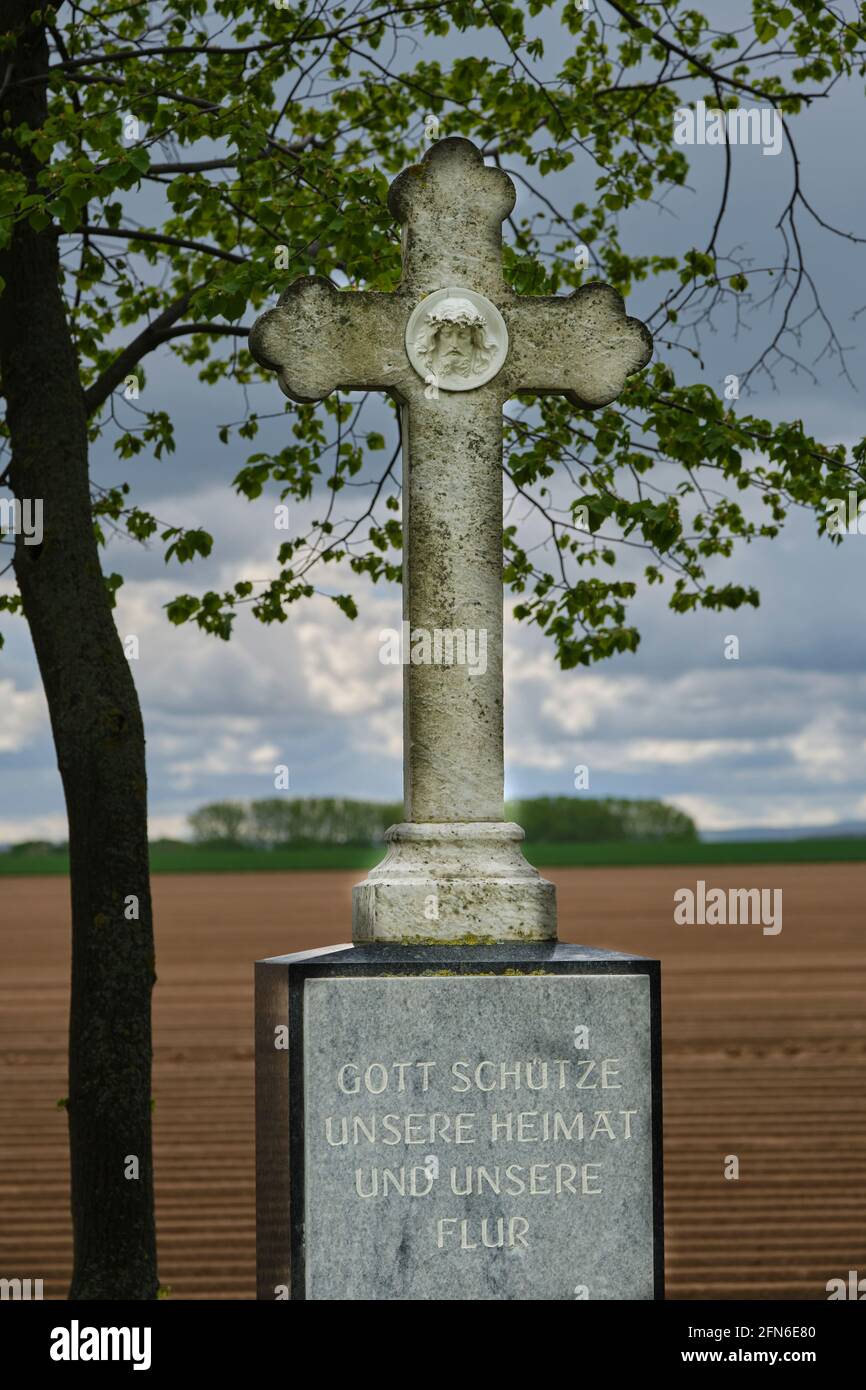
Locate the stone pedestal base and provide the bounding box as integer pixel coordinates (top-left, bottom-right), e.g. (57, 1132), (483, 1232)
(255, 942), (663, 1301)
(351, 821), (556, 942)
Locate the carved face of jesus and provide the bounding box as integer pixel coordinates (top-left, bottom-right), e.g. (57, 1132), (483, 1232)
(414, 297), (496, 389)
(434, 319), (475, 377)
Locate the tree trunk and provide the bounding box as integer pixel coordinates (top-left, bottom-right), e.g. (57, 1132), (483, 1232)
(0, 9), (157, 1298)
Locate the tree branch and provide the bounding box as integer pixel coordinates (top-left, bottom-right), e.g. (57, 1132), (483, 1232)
(84, 314), (252, 415)
(156, 322), (250, 341)
(604, 0), (829, 105)
(146, 158), (239, 174)
(74, 224), (246, 263)
(83, 288), (196, 414)
(37, 5), (454, 76)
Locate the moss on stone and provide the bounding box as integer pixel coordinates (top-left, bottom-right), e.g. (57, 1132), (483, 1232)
(382, 968), (551, 977)
(393, 930), (539, 946)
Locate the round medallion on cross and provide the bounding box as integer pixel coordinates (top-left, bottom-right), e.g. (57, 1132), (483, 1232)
(405, 286), (508, 392)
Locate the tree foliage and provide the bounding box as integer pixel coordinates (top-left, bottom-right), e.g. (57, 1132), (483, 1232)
(2, 0), (864, 663)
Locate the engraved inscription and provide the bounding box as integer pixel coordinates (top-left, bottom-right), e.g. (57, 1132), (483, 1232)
(302, 974), (654, 1300)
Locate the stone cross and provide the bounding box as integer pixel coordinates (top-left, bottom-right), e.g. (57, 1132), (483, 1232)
(250, 137), (651, 944)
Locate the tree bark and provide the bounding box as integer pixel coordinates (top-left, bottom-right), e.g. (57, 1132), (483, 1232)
(0, 8), (157, 1298)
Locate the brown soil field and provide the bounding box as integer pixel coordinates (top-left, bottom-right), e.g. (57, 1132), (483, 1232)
(1, 864), (864, 1300)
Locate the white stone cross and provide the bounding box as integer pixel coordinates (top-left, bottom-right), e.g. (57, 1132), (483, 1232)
(250, 137), (651, 943)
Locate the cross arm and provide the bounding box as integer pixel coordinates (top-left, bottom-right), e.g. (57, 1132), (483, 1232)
(501, 282), (653, 408)
(248, 275), (409, 403)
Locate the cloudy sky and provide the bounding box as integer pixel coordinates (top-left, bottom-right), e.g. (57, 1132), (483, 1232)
(1, 5), (864, 842)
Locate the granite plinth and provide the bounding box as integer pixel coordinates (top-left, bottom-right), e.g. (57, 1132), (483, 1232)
(255, 943), (663, 1301)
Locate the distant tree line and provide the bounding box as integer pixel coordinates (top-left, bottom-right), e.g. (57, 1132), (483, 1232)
(188, 798), (403, 848)
(508, 797), (696, 843)
(187, 796), (697, 847)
